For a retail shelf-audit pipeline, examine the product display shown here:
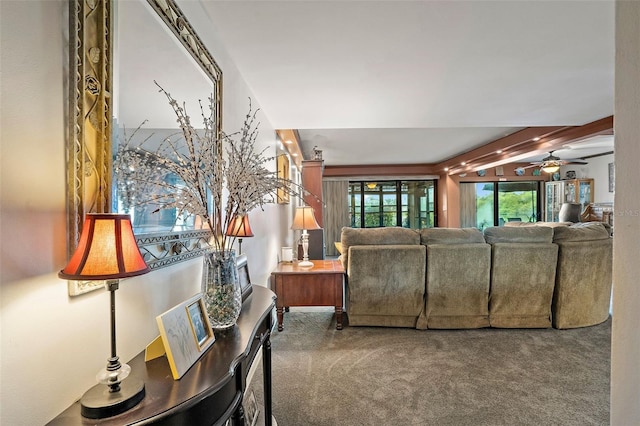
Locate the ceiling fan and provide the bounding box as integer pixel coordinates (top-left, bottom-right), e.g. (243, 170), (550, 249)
(521, 151), (588, 174)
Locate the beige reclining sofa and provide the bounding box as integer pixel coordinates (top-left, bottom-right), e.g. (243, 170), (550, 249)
(340, 222), (612, 330)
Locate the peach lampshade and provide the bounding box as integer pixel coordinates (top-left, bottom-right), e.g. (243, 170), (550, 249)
(291, 206), (321, 231)
(290, 206), (320, 267)
(225, 214), (255, 238)
(59, 213), (150, 280)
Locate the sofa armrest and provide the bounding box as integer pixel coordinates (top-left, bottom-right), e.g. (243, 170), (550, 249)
(553, 238), (612, 328)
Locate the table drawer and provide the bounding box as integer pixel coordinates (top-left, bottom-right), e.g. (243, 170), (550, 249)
(276, 274), (341, 306)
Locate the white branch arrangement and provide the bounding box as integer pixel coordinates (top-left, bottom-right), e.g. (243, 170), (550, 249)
(114, 82), (309, 252)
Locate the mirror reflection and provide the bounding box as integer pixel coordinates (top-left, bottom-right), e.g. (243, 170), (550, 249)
(113, 0), (215, 233)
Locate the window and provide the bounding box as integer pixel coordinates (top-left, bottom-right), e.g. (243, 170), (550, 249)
(348, 180), (436, 229)
(461, 181), (541, 230)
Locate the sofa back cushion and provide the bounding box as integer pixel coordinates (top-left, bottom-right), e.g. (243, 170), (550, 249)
(504, 221), (572, 228)
(483, 226), (553, 244)
(553, 222), (611, 242)
(420, 228), (485, 245)
(340, 227), (420, 269)
(347, 245), (426, 320)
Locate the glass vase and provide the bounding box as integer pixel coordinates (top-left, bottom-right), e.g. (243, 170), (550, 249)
(201, 250), (242, 329)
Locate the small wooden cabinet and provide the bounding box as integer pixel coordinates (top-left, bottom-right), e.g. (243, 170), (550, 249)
(545, 178), (594, 221)
(271, 260), (345, 331)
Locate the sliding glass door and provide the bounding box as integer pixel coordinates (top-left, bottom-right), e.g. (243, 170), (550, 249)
(461, 181), (541, 230)
(348, 180), (436, 229)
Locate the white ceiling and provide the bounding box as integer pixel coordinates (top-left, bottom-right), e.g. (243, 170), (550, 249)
(199, 0), (615, 166)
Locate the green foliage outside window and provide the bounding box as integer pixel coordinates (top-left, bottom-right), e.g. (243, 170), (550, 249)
(474, 182), (539, 229)
(498, 191), (537, 222)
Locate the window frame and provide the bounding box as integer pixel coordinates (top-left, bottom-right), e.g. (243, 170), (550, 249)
(348, 180), (437, 229)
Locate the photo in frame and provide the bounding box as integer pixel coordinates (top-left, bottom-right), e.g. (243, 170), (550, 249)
(153, 294), (215, 379)
(187, 298), (211, 348)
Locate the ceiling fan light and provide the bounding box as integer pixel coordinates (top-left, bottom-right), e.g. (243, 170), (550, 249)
(541, 164), (560, 173)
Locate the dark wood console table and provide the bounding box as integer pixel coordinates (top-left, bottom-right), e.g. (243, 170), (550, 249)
(47, 286), (276, 426)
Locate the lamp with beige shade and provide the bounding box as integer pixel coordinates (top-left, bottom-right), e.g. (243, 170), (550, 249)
(291, 206), (321, 267)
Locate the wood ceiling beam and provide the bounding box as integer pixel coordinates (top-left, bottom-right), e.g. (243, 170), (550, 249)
(291, 116), (614, 178)
(323, 163), (438, 178)
(435, 126), (569, 175)
(443, 116), (613, 175)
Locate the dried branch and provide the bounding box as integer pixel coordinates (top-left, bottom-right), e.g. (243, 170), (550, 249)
(113, 84), (310, 253)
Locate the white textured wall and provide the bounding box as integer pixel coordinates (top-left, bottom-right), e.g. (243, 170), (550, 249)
(0, 1), (287, 424)
(560, 153), (615, 204)
(180, 0), (295, 282)
(612, 1), (640, 424)
(586, 153), (615, 204)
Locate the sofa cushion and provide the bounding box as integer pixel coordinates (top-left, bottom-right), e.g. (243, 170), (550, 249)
(346, 245), (426, 325)
(421, 243), (491, 329)
(340, 227), (420, 270)
(504, 221), (572, 228)
(553, 222), (610, 242)
(489, 243), (558, 328)
(483, 226), (553, 244)
(420, 227), (485, 245)
(341, 226), (420, 246)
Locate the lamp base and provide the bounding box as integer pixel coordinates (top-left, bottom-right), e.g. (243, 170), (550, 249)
(80, 377), (145, 419)
(297, 260), (314, 268)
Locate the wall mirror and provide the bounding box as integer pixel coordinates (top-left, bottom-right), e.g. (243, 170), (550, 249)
(67, 0), (221, 295)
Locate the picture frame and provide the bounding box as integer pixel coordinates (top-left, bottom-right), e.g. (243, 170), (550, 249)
(154, 294), (215, 379)
(608, 162), (615, 192)
(187, 298), (212, 348)
(277, 154), (290, 204)
(243, 389), (259, 426)
(237, 253), (253, 301)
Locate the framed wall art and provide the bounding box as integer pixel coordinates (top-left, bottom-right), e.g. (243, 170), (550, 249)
(277, 154), (291, 204)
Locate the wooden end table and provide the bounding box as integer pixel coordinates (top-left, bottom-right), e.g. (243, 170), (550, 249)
(271, 259), (345, 331)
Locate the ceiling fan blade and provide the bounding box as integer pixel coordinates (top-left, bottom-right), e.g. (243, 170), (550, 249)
(530, 151), (589, 167)
(558, 156), (588, 164)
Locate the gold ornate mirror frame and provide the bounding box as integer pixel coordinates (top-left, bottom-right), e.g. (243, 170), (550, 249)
(67, 0), (221, 295)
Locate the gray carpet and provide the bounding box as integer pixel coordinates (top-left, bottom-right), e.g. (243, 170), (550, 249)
(256, 308), (610, 426)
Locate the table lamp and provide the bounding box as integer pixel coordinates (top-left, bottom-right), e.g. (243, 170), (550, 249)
(59, 213), (150, 419)
(291, 205), (321, 267)
(225, 214), (254, 255)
